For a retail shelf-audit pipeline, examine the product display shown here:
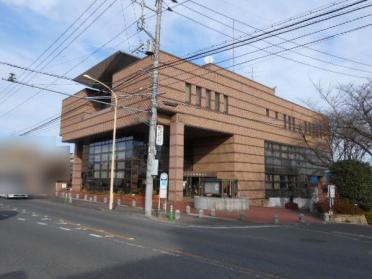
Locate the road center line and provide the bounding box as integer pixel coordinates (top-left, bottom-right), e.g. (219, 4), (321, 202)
(89, 233), (103, 238)
(17, 217), (26, 221)
(59, 227), (71, 231)
(37, 222), (47, 226)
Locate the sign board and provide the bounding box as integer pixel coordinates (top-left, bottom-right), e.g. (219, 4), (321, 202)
(151, 159), (159, 176)
(310, 176), (320, 186)
(159, 172), (168, 199)
(328, 185), (336, 198)
(156, 125), (164, 146)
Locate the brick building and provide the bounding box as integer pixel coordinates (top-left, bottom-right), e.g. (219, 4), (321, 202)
(60, 51), (325, 206)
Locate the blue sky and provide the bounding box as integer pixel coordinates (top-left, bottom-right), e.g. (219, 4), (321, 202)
(0, 0), (371, 148)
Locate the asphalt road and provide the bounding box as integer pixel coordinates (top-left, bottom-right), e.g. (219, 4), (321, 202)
(0, 198), (371, 279)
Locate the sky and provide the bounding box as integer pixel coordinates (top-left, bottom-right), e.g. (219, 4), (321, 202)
(0, 0), (371, 149)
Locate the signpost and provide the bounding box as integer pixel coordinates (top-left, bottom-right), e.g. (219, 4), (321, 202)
(328, 184), (336, 214)
(158, 172), (168, 215)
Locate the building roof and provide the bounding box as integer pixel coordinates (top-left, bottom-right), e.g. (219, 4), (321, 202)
(74, 51), (140, 90)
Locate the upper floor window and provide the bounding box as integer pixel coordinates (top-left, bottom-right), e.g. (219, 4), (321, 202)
(224, 95), (229, 114)
(266, 108), (270, 117)
(288, 116), (292, 130)
(283, 114), (287, 129)
(196, 86), (202, 107)
(215, 92), (220, 112)
(206, 89), (211, 109)
(185, 82), (191, 104)
(292, 117), (296, 131)
(275, 111), (279, 119)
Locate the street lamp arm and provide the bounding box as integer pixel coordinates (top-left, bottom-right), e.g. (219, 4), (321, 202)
(83, 74), (116, 98)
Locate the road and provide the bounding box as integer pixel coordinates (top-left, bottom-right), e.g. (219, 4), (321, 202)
(0, 198), (371, 279)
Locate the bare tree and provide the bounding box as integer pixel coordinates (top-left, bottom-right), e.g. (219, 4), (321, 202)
(298, 80), (372, 167)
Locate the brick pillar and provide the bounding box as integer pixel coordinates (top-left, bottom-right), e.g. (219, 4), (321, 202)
(71, 143), (83, 191)
(168, 114), (184, 202)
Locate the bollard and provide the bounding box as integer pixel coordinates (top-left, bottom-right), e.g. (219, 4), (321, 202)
(169, 205), (175, 220)
(185, 205), (191, 215)
(68, 193), (72, 203)
(64, 193), (68, 203)
(55, 192), (58, 197)
(89, 196), (93, 202)
(84, 194), (88, 201)
(323, 213), (330, 223)
(274, 213), (280, 224)
(163, 202), (167, 214)
(131, 199), (136, 207)
(76, 194), (80, 200)
(239, 211), (246, 222)
(117, 198), (121, 206)
(211, 208), (216, 217)
(299, 213), (305, 224)
(93, 196), (97, 203)
(103, 197), (108, 204)
(175, 209), (181, 220)
(198, 209), (204, 218)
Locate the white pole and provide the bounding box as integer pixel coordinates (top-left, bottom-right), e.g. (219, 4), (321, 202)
(83, 74), (117, 211)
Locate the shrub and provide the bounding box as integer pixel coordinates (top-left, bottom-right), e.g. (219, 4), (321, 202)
(285, 202), (298, 210)
(365, 211), (372, 225)
(330, 160), (372, 210)
(316, 199), (364, 215)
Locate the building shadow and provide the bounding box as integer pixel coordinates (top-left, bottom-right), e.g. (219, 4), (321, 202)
(0, 271), (28, 279)
(0, 210), (18, 221)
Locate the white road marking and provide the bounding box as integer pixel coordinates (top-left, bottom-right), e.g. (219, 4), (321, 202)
(187, 225), (280, 229)
(17, 218), (26, 221)
(59, 227), (71, 231)
(37, 222), (47, 226)
(32, 212), (38, 217)
(41, 218), (49, 221)
(105, 234), (114, 238)
(89, 233), (103, 238)
(126, 242), (144, 248)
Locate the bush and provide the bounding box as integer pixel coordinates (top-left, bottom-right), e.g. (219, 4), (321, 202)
(365, 211), (372, 225)
(316, 199), (364, 215)
(330, 160), (372, 210)
(285, 202), (298, 210)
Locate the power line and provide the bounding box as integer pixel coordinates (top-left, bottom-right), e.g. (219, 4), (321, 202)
(186, 0), (372, 70)
(111, 0), (370, 91)
(177, 3), (372, 76)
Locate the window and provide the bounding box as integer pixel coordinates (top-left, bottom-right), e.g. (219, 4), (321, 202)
(275, 111), (279, 119)
(215, 92), (220, 111)
(223, 95), (229, 114)
(266, 108), (270, 117)
(185, 82), (191, 104)
(292, 117), (296, 131)
(196, 86), (202, 107)
(283, 114), (287, 129)
(205, 89), (211, 109)
(288, 116), (292, 130)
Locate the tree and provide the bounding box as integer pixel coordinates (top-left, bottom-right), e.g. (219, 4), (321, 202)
(330, 160), (372, 210)
(297, 80), (372, 168)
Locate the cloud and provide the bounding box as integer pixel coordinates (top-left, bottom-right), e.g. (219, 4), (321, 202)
(1, 0), (60, 17)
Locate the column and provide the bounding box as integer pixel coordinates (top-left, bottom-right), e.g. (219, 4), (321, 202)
(168, 114), (184, 201)
(71, 143), (83, 191)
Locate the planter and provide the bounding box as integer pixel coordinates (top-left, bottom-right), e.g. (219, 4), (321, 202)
(194, 196), (249, 212)
(329, 214), (368, 225)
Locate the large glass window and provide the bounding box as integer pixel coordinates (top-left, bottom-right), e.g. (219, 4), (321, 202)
(264, 140), (325, 198)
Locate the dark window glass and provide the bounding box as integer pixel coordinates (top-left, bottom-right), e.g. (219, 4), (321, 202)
(224, 95), (228, 114)
(206, 89), (211, 109)
(185, 82), (191, 104)
(215, 92), (220, 111)
(283, 114), (287, 129)
(196, 86), (202, 107)
(266, 108), (270, 117)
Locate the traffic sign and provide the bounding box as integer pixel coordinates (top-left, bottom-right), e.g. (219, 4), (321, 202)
(156, 125), (164, 146)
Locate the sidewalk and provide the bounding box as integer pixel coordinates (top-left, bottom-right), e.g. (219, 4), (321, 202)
(54, 191), (321, 225)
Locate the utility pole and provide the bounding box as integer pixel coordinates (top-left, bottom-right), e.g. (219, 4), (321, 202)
(143, 0), (163, 217)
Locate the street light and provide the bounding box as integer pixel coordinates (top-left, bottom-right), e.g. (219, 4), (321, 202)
(83, 74), (117, 211)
